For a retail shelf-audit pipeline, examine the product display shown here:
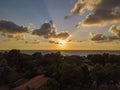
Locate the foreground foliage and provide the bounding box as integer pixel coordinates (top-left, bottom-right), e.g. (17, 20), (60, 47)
(0, 49), (120, 90)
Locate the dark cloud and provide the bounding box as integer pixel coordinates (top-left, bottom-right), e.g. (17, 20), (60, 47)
(0, 20), (28, 40)
(96, 0), (120, 9)
(64, 39), (85, 43)
(55, 32), (70, 39)
(49, 40), (59, 44)
(0, 20), (70, 41)
(90, 25), (120, 42)
(71, 0), (120, 15)
(32, 20), (56, 38)
(25, 41), (28, 44)
(89, 32), (109, 42)
(81, 9), (120, 26)
(70, 0), (120, 27)
(0, 20), (28, 33)
(0, 33), (25, 40)
(24, 40), (40, 44)
(32, 20), (70, 40)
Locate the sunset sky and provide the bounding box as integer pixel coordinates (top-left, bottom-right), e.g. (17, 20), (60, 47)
(0, 0), (120, 50)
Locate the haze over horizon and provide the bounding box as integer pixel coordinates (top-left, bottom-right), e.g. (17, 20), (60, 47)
(0, 0), (120, 50)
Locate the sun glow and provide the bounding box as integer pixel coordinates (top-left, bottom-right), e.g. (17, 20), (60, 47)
(59, 40), (66, 46)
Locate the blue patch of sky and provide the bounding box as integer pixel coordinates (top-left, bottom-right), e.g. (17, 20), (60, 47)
(0, 0), (51, 28)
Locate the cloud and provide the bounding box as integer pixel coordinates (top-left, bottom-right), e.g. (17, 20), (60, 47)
(31, 40), (40, 44)
(6, 34), (25, 40)
(89, 32), (109, 42)
(81, 9), (120, 26)
(1, 32), (25, 40)
(55, 32), (70, 39)
(71, 0), (120, 15)
(90, 25), (120, 42)
(0, 20), (28, 40)
(25, 41), (28, 44)
(68, 39), (85, 43)
(0, 20), (70, 41)
(24, 40), (40, 44)
(49, 40), (59, 44)
(0, 20), (28, 33)
(109, 25), (120, 38)
(67, 39), (72, 42)
(31, 41), (40, 44)
(32, 20), (70, 40)
(70, 0), (120, 27)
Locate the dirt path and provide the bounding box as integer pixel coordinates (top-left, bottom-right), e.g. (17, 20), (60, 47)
(12, 75), (49, 90)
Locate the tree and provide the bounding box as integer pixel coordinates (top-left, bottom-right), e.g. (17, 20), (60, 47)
(32, 52), (43, 66)
(59, 62), (84, 90)
(0, 58), (19, 85)
(87, 54), (105, 65)
(91, 64), (105, 89)
(5, 49), (21, 66)
(104, 63), (120, 87)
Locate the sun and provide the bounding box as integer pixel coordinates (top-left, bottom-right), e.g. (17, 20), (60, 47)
(59, 40), (66, 46)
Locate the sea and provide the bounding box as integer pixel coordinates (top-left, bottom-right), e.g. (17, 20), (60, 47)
(0, 50), (120, 56)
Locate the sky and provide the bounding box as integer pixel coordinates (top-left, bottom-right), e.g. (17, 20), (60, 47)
(0, 0), (120, 50)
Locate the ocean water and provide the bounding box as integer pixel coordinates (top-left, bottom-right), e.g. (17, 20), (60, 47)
(0, 50), (120, 56)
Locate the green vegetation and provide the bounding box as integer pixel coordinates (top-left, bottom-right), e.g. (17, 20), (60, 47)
(0, 49), (120, 90)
